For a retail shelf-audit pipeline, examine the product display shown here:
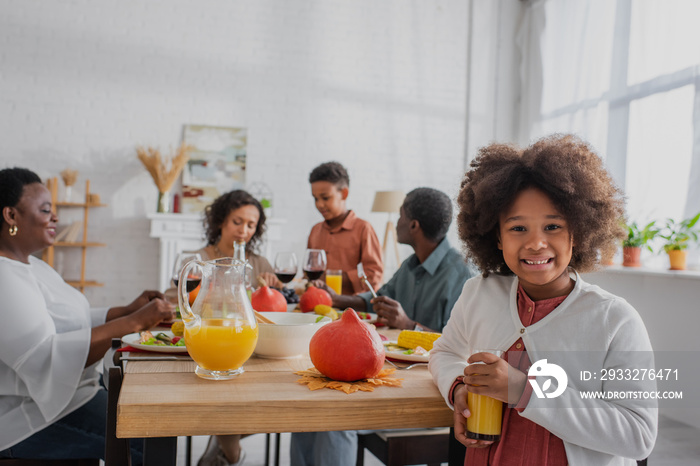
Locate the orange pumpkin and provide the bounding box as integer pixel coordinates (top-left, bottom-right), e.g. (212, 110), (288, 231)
(299, 285), (332, 313)
(251, 278), (287, 312)
(309, 308), (385, 381)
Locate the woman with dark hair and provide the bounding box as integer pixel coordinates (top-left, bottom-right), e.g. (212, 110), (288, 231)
(195, 189), (280, 289)
(194, 190), (280, 466)
(0, 167), (174, 463)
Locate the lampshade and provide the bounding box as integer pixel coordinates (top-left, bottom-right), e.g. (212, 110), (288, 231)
(371, 191), (405, 214)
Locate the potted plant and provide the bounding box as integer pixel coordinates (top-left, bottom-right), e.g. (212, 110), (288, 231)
(622, 220), (659, 267)
(658, 212), (700, 270)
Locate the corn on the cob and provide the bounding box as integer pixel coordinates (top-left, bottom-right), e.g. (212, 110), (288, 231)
(397, 330), (441, 351)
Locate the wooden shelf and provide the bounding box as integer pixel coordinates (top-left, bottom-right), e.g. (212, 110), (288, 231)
(56, 202), (108, 208)
(64, 280), (104, 288)
(42, 178), (106, 293)
(54, 241), (107, 247)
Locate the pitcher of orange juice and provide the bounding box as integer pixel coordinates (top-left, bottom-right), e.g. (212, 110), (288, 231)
(178, 257), (259, 380)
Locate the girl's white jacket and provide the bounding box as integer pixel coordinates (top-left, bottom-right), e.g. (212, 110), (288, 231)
(429, 271), (657, 466)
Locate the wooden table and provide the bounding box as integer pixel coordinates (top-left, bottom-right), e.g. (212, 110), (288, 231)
(116, 329), (458, 465)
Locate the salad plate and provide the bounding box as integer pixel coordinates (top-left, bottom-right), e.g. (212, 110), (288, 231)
(383, 341), (430, 363)
(121, 331), (188, 353)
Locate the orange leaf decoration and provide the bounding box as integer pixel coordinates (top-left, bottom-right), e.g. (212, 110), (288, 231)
(295, 367), (403, 394)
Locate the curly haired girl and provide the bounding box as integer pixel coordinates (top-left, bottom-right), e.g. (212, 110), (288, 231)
(429, 135), (657, 466)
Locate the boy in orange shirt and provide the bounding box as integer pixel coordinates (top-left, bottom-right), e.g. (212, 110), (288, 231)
(307, 161), (383, 294)
(291, 162), (383, 466)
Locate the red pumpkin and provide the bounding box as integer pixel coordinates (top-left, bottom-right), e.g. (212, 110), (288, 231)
(251, 278), (287, 312)
(299, 285), (332, 313)
(309, 308), (385, 381)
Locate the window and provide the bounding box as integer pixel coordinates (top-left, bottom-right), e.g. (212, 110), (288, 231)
(530, 0), (700, 225)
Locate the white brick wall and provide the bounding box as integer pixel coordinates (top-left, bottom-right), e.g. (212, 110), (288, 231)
(1, 0), (469, 306)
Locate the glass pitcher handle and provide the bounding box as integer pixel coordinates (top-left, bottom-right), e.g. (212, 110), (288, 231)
(178, 259), (200, 321)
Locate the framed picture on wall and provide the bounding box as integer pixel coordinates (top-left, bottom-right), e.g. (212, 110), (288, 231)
(180, 125), (247, 214)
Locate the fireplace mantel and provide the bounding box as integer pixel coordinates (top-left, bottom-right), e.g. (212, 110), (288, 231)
(148, 213), (285, 291)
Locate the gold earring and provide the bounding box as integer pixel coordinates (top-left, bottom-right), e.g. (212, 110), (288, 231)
(9, 225), (18, 236)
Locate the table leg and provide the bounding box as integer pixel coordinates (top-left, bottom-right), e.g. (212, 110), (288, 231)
(143, 437), (177, 466)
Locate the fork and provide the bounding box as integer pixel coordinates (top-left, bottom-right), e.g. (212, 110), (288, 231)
(385, 359), (428, 370)
(357, 263), (377, 298)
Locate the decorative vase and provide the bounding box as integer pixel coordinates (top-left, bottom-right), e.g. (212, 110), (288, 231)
(157, 191), (170, 213)
(667, 250), (687, 270)
(622, 246), (642, 267)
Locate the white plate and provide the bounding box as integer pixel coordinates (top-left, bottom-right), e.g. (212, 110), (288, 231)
(338, 310), (378, 324)
(121, 331), (188, 353)
(383, 341), (430, 363)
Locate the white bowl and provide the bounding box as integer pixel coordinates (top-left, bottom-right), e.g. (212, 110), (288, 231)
(254, 312), (332, 359)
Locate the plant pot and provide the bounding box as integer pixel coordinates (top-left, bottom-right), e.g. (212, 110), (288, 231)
(667, 249), (687, 270)
(622, 246), (642, 267)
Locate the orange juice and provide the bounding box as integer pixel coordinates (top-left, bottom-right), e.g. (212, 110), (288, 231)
(185, 318), (258, 373)
(466, 391), (503, 441)
(466, 348), (503, 441)
(325, 271), (342, 295)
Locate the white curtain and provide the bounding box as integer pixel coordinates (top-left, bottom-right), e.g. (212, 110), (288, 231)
(519, 0), (700, 223)
(515, 0), (545, 145)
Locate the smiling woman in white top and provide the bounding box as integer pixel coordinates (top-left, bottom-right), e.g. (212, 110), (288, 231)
(0, 167), (175, 464)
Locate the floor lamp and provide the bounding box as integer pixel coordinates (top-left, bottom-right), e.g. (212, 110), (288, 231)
(371, 190), (405, 268)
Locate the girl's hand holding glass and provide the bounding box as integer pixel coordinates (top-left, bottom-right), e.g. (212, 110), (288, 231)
(464, 352), (527, 405)
(452, 383), (495, 449)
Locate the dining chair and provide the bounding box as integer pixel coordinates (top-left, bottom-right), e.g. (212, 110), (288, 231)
(103, 339), (190, 466)
(103, 339), (133, 466)
(264, 433), (281, 466)
(356, 428), (452, 466)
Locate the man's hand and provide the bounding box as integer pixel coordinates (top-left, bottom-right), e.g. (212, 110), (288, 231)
(453, 384), (495, 449)
(370, 296), (413, 329)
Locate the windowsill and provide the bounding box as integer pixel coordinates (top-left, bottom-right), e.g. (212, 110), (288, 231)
(592, 264), (700, 280)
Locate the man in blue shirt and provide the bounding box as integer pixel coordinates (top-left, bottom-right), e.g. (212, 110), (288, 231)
(290, 187), (477, 466)
(323, 186), (476, 332)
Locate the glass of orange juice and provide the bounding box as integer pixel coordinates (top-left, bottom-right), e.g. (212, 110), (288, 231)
(325, 269), (343, 295)
(466, 349), (504, 441)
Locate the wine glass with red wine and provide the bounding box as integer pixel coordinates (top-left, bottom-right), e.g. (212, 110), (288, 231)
(171, 251), (203, 292)
(274, 252), (298, 287)
(303, 249), (327, 281)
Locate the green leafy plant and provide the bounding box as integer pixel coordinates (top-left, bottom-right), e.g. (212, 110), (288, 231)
(659, 212), (700, 253)
(622, 220), (659, 252)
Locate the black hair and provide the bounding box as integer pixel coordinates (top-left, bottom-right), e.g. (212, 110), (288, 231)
(403, 187), (453, 243)
(203, 190), (266, 253)
(308, 162), (350, 189)
(457, 134), (626, 275)
(0, 167), (42, 228)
